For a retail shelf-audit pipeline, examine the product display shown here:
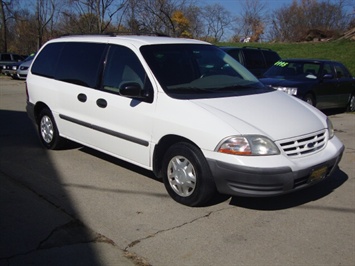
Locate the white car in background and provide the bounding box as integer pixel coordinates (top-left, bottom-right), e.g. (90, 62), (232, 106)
(17, 53), (35, 79)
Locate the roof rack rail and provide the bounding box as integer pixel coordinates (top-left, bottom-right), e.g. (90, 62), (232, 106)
(59, 32), (170, 38)
(242, 46), (273, 51)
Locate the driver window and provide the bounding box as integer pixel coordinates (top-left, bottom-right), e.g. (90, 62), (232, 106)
(103, 45), (152, 97)
(322, 64), (333, 77)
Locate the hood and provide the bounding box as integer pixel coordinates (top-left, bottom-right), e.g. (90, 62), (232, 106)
(260, 77), (317, 87)
(192, 90), (326, 141)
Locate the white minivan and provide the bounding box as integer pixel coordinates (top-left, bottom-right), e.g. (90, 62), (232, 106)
(26, 35), (344, 206)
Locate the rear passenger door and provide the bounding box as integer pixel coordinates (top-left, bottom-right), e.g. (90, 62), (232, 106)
(53, 42), (155, 168)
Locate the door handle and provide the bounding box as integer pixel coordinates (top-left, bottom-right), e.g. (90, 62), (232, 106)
(96, 98), (107, 108)
(77, 93), (87, 102)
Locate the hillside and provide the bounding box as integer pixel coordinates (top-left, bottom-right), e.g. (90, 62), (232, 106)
(220, 39), (355, 75)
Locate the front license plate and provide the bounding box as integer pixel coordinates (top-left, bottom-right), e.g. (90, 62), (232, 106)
(308, 166), (328, 183)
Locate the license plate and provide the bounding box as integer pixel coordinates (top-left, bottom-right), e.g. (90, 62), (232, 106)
(308, 166), (328, 183)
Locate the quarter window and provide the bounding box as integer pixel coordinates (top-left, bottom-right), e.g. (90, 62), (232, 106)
(31, 43), (64, 78)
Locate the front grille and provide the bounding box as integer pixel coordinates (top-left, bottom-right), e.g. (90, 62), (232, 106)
(278, 130), (327, 157)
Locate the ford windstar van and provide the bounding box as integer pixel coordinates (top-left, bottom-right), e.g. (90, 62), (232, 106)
(26, 35), (344, 206)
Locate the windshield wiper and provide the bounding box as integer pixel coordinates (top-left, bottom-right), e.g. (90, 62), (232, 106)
(215, 84), (256, 91)
(168, 87), (216, 93)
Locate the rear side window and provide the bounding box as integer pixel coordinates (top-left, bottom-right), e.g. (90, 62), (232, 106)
(31, 42), (107, 88)
(226, 49), (242, 62)
(1, 54), (11, 61)
(243, 49), (265, 68)
(55, 42), (107, 88)
(13, 54), (23, 61)
(334, 63), (351, 78)
(31, 43), (64, 78)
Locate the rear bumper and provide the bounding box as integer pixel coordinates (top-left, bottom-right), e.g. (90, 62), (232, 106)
(208, 145), (344, 197)
(26, 102), (36, 124)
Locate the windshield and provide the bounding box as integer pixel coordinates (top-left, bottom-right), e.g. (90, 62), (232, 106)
(140, 44), (268, 98)
(264, 61), (321, 80)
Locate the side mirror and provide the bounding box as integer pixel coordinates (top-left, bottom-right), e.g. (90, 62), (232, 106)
(322, 74), (334, 80)
(119, 82), (146, 99)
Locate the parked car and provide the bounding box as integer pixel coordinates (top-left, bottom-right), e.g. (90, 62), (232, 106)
(220, 46), (281, 78)
(260, 59), (355, 111)
(16, 53), (35, 79)
(26, 35), (344, 206)
(0, 53), (25, 71)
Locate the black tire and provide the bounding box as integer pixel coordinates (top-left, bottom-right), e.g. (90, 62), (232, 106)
(347, 94), (355, 112)
(304, 93), (315, 107)
(162, 142), (216, 207)
(37, 108), (64, 149)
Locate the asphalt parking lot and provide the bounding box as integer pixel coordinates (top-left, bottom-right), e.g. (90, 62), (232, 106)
(1, 76), (354, 265)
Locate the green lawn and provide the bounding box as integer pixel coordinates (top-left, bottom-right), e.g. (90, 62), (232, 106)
(219, 40), (355, 75)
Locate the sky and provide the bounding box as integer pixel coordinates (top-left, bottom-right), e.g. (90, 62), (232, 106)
(202, 0), (353, 16)
(202, 0), (294, 15)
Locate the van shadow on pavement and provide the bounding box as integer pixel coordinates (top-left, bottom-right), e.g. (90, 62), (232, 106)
(0, 110), (124, 265)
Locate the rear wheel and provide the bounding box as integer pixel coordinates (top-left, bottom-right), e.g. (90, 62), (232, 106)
(38, 108), (64, 149)
(162, 142), (216, 207)
(304, 93), (315, 107)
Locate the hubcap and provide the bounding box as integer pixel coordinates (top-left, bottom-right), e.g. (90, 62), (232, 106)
(40, 115), (54, 143)
(306, 96), (313, 105)
(167, 156), (196, 197)
(349, 95), (355, 112)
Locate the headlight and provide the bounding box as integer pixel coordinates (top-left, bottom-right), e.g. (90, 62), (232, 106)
(12, 66), (17, 70)
(327, 117), (334, 139)
(216, 135), (280, 156)
(273, 86), (297, 95)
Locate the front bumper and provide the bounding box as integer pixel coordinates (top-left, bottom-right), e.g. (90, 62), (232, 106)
(2, 69), (17, 77)
(207, 144), (344, 197)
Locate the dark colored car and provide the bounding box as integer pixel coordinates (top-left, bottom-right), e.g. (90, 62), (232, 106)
(0, 53), (25, 70)
(260, 59), (355, 111)
(220, 46), (281, 78)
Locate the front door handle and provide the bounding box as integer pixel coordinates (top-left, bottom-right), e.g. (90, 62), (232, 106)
(96, 98), (107, 108)
(77, 93), (87, 102)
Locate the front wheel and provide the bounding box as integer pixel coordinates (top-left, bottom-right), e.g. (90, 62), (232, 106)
(304, 93), (316, 107)
(162, 142), (216, 207)
(38, 108), (64, 149)
(347, 94), (355, 112)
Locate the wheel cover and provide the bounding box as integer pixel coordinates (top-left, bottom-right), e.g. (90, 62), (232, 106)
(40, 115), (54, 143)
(305, 96), (313, 105)
(349, 95), (355, 112)
(167, 156), (196, 197)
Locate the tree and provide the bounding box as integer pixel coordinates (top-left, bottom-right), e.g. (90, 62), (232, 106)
(66, 0), (127, 34)
(171, 10), (191, 37)
(0, 0), (19, 52)
(123, 0), (194, 36)
(35, 0), (56, 49)
(201, 3), (233, 42)
(237, 0), (267, 42)
(270, 0), (350, 42)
